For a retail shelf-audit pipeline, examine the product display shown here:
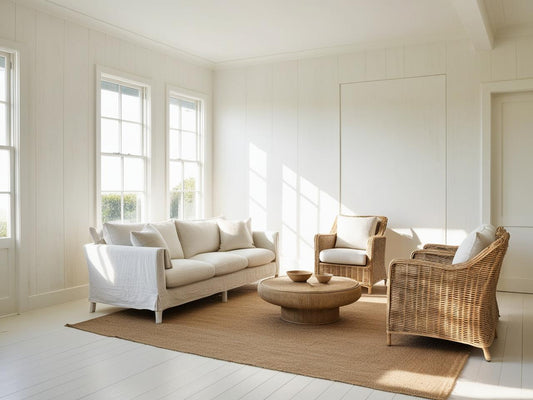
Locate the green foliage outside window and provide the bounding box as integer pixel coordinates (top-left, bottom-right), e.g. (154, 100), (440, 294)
(101, 193), (139, 223)
(0, 221), (6, 237)
(170, 177), (196, 219)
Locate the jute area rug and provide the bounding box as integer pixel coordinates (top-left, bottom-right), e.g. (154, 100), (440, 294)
(68, 285), (469, 400)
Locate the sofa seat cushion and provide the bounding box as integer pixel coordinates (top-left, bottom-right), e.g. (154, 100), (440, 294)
(166, 259), (215, 288)
(227, 248), (275, 267)
(190, 252), (247, 276)
(319, 248), (367, 266)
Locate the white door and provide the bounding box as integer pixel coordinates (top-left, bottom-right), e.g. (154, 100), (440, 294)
(0, 50), (16, 315)
(492, 91), (533, 294)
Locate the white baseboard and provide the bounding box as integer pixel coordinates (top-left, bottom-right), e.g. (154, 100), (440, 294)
(24, 285), (88, 312)
(497, 277), (533, 294)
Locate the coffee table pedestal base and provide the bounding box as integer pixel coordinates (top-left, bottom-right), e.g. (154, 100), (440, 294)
(281, 307), (339, 324)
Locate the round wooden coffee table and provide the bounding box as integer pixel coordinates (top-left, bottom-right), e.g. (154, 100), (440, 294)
(258, 276), (361, 324)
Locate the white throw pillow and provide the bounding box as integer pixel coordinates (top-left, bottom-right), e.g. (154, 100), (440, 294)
(103, 222), (145, 245)
(130, 226), (172, 269)
(218, 218), (254, 251)
(335, 216), (378, 250)
(149, 221), (184, 259)
(175, 219), (221, 258)
(452, 227), (494, 264)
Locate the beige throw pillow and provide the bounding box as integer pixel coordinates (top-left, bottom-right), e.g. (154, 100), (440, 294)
(335, 216), (378, 250)
(218, 218), (254, 251)
(130, 226), (172, 269)
(149, 221), (184, 259)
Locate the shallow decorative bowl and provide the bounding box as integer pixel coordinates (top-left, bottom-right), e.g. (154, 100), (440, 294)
(315, 273), (333, 284)
(287, 270), (313, 282)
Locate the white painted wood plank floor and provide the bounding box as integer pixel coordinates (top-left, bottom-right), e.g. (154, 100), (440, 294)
(1, 291), (532, 400)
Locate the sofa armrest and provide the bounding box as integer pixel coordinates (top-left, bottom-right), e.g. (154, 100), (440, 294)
(253, 231), (279, 276)
(83, 243), (166, 311)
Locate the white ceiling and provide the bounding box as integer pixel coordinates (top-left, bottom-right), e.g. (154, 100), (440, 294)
(17, 0), (533, 67)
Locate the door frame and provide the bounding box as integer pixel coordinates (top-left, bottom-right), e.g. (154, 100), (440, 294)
(481, 78), (533, 223)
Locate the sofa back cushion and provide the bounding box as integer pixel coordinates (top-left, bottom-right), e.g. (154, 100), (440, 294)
(103, 222), (145, 245)
(335, 216), (378, 250)
(175, 219), (220, 258)
(218, 218), (254, 251)
(149, 221), (184, 259)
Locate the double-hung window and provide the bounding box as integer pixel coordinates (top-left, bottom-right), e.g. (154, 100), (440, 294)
(168, 90), (204, 219)
(0, 50), (14, 239)
(98, 72), (150, 223)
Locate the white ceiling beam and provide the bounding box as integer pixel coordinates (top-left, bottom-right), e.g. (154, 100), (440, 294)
(450, 0), (494, 50)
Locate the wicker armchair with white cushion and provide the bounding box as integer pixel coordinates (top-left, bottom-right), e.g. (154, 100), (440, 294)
(314, 215), (387, 294)
(386, 225), (510, 361)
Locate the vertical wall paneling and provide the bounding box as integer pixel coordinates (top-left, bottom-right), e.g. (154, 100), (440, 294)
(34, 13), (65, 295)
(14, 4), (37, 310)
(245, 64), (273, 230)
(212, 69), (247, 219)
(338, 52), (365, 83)
(365, 49), (387, 81)
(517, 37), (533, 79)
(445, 41), (481, 243)
(386, 47), (404, 79)
(491, 39), (517, 81)
(272, 61), (298, 268)
(0, 0), (16, 41)
(404, 42), (446, 77)
(63, 22), (90, 288)
(297, 56), (339, 265)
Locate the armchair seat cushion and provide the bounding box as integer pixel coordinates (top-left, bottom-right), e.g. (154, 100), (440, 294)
(166, 259), (215, 288)
(190, 252), (248, 276)
(319, 248), (367, 266)
(227, 248), (275, 267)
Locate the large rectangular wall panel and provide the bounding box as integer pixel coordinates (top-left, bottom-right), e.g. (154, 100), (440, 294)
(340, 75), (446, 261)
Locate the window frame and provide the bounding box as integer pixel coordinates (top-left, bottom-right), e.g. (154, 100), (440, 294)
(96, 66), (152, 226)
(166, 86), (206, 220)
(0, 49), (16, 242)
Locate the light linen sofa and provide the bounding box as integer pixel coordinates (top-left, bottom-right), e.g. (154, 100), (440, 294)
(84, 218), (278, 323)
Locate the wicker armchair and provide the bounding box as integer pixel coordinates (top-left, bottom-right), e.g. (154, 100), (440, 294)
(314, 216), (387, 294)
(386, 227), (510, 361)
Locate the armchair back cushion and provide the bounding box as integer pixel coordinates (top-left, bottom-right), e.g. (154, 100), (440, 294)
(175, 219), (220, 258)
(335, 216), (378, 250)
(453, 224), (496, 264)
(103, 222), (145, 246)
(150, 221), (184, 259)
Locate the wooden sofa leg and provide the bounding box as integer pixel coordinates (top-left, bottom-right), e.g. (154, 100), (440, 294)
(387, 333), (391, 346)
(367, 286), (372, 295)
(155, 311), (163, 324)
(221, 291), (228, 303)
(482, 347), (491, 362)
(89, 302), (96, 313)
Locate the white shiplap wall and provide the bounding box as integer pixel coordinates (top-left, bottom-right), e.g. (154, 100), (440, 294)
(0, 0), (212, 314)
(213, 36), (533, 278)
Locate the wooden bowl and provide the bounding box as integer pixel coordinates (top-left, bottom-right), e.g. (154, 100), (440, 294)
(287, 270), (312, 282)
(316, 273), (333, 284)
